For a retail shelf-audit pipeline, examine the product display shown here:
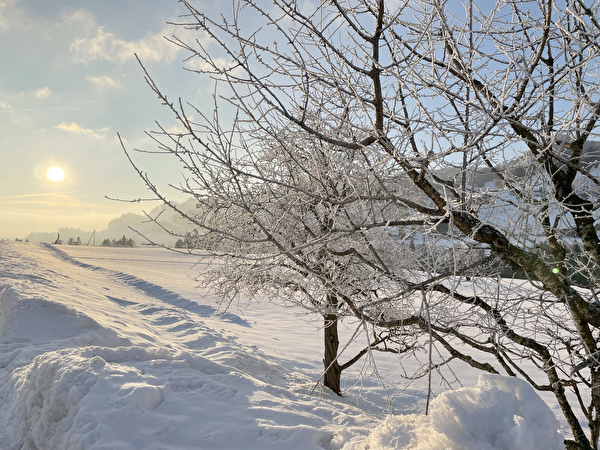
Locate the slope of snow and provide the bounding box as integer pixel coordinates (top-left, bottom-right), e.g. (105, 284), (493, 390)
(0, 241), (565, 449)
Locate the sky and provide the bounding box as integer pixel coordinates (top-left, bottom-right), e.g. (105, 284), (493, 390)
(0, 0), (218, 238)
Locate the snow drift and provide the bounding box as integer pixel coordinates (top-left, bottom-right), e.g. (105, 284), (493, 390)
(0, 241), (564, 449)
(349, 373), (564, 450)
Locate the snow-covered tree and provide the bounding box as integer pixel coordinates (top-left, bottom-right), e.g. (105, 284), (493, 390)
(126, 1), (600, 447)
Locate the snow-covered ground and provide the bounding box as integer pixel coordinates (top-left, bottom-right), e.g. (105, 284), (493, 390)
(0, 241), (566, 449)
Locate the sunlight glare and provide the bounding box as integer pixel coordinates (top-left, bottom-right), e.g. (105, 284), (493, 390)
(46, 166), (65, 182)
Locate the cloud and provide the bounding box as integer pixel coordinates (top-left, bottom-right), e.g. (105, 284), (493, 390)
(59, 9), (97, 32)
(55, 122), (107, 139)
(185, 56), (233, 72)
(85, 74), (121, 89)
(35, 87), (52, 99)
(0, 0), (19, 34)
(0, 100), (11, 110)
(0, 191), (81, 202)
(70, 26), (180, 64)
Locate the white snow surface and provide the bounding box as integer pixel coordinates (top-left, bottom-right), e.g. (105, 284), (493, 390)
(0, 241), (565, 449)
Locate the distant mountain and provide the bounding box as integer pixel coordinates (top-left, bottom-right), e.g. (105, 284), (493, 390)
(437, 140), (600, 190)
(24, 198), (199, 247)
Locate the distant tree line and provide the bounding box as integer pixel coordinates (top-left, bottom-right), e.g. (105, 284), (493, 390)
(101, 235), (135, 247)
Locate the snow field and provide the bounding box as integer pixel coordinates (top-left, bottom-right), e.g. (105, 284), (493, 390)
(0, 241), (566, 449)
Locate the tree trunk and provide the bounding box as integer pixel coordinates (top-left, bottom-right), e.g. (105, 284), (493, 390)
(323, 294), (342, 395)
(564, 439), (594, 450)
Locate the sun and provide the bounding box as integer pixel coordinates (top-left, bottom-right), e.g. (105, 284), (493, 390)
(46, 166), (65, 182)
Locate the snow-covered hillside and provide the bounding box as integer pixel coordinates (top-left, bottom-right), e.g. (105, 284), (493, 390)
(0, 241), (565, 449)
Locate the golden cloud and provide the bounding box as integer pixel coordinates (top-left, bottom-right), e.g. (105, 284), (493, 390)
(35, 87), (52, 99)
(55, 122), (107, 139)
(85, 74), (121, 89)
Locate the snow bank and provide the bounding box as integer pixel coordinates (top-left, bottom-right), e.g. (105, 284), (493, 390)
(0, 242), (377, 449)
(347, 373), (564, 450)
